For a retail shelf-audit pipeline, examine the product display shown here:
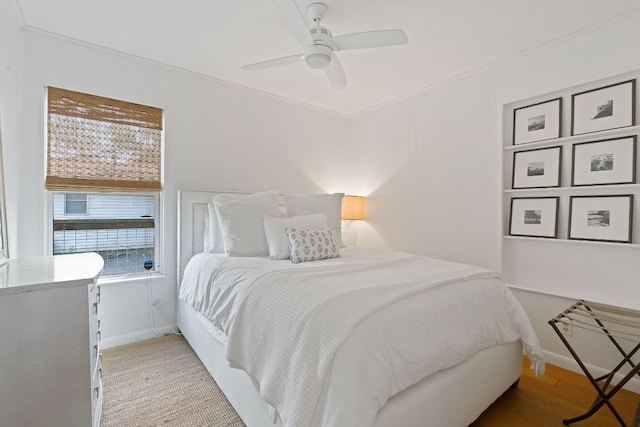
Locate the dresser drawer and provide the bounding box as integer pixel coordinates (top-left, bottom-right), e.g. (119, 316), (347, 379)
(91, 375), (103, 427)
(89, 284), (101, 377)
(92, 343), (102, 383)
(90, 283), (101, 320)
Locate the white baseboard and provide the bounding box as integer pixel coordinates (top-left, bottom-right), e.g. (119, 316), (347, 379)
(101, 325), (179, 349)
(543, 350), (640, 394)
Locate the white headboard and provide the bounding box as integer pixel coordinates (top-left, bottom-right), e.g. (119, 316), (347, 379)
(177, 189), (240, 285)
(177, 189), (287, 285)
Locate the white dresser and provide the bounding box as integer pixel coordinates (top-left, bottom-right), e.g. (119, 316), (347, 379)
(0, 253), (104, 427)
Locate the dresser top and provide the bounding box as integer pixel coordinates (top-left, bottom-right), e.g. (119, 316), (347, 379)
(0, 253), (104, 294)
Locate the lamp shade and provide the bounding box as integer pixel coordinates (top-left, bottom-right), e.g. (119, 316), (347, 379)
(341, 195), (366, 220)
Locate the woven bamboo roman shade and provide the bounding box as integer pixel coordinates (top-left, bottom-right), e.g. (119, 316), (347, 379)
(46, 87), (162, 191)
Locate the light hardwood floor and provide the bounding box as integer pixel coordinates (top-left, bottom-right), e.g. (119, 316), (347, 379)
(472, 358), (639, 426)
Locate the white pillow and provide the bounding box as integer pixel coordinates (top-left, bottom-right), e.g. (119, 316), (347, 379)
(206, 201), (223, 253)
(263, 213), (327, 260)
(203, 207), (211, 252)
(207, 195), (249, 253)
(285, 227), (340, 264)
(284, 193), (345, 247)
(213, 191), (282, 256)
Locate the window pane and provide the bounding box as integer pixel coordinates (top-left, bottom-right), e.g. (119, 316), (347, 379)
(53, 193), (156, 276)
(65, 193), (88, 214)
(66, 193), (87, 202)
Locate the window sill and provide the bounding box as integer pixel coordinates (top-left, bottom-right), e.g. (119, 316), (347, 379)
(98, 272), (166, 286)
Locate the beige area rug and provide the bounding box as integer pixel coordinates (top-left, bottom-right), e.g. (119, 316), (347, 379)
(101, 334), (245, 427)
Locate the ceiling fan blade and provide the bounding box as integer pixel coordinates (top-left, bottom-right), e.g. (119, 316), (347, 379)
(325, 53), (346, 90)
(331, 29), (408, 51)
(242, 54), (304, 71)
(273, 0), (314, 46)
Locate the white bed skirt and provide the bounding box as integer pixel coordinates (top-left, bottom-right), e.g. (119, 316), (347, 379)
(177, 300), (523, 427)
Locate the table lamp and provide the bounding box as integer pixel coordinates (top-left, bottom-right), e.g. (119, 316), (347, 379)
(341, 195), (366, 246)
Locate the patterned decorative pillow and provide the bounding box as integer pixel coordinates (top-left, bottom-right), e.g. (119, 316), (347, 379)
(285, 227), (340, 264)
(284, 193), (345, 248)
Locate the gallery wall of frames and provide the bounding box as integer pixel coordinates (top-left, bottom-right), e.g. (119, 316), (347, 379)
(501, 70), (640, 300)
(502, 70), (640, 302)
(501, 69), (640, 304)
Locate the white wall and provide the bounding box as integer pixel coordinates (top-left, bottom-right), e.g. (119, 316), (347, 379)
(345, 75), (501, 269)
(346, 11), (640, 391)
(9, 27), (348, 347)
(0, 0), (24, 258)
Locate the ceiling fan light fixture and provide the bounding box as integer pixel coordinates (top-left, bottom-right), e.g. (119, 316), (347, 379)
(306, 53), (331, 69)
(304, 44), (333, 69)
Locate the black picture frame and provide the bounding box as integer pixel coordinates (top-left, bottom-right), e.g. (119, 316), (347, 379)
(513, 98), (562, 145)
(509, 197), (559, 238)
(512, 146), (562, 189)
(568, 195), (633, 243)
(571, 136), (637, 187)
(571, 79), (636, 136)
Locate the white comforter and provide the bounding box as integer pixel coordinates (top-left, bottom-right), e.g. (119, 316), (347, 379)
(179, 248), (544, 427)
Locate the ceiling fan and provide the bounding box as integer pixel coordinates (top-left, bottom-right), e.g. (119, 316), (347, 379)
(241, 0), (408, 90)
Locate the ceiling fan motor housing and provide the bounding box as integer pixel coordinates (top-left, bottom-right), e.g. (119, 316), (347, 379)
(304, 44), (332, 69)
(307, 2), (328, 22)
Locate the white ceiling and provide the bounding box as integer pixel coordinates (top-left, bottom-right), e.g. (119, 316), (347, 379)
(14, 0), (640, 116)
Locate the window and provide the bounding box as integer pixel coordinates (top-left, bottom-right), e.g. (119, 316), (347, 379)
(64, 193), (88, 215)
(47, 87), (163, 277)
(53, 193), (156, 276)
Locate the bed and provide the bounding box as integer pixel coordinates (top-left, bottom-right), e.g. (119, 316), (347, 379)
(176, 189), (544, 427)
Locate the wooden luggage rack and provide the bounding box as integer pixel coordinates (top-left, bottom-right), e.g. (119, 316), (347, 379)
(549, 300), (640, 426)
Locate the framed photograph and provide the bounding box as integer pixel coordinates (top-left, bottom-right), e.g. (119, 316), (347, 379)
(509, 197), (559, 238)
(512, 146), (561, 189)
(513, 98), (562, 145)
(571, 79), (636, 136)
(569, 195), (633, 243)
(572, 136), (637, 186)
